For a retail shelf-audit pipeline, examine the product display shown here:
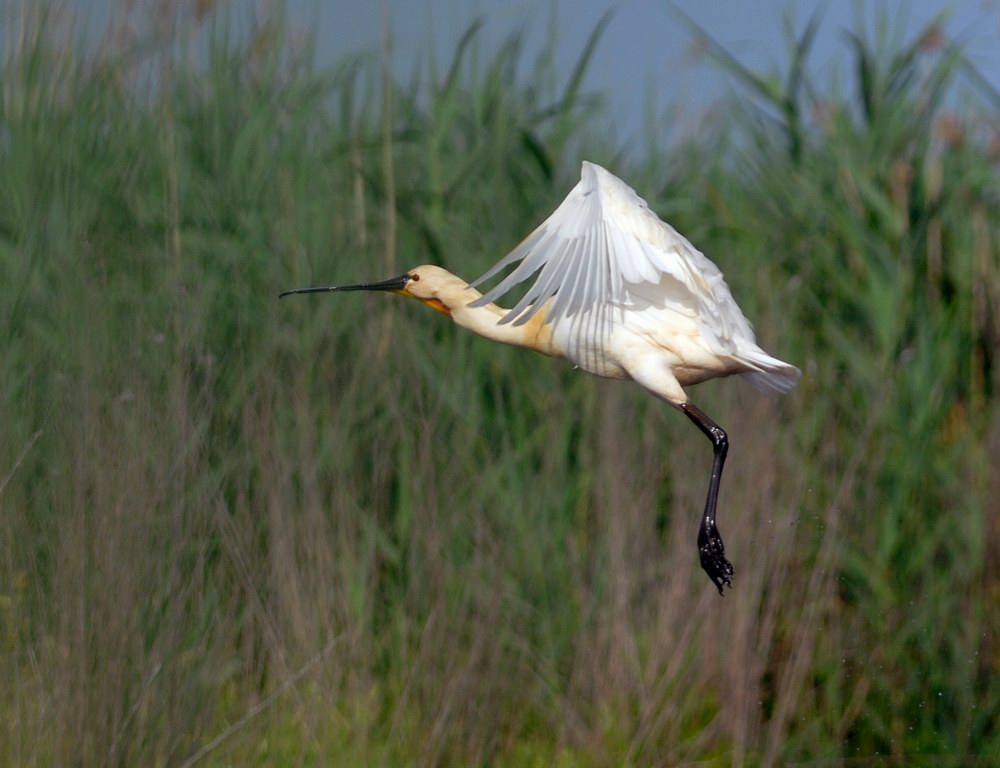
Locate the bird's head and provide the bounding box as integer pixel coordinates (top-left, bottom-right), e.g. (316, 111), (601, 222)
(280, 264), (469, 317)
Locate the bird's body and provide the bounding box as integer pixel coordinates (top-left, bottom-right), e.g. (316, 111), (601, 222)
(281, 161), (800, 593)
(412, 270), (771, 394)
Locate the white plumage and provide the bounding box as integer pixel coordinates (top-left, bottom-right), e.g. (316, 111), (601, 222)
(471, 161), (799, 397)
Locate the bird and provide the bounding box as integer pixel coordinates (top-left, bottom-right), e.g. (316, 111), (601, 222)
(281, 161), (800, 594)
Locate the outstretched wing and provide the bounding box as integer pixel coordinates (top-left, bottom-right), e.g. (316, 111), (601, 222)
(470, 161), (756, 352)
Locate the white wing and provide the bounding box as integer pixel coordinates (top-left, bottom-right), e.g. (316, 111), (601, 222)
(470, 161), (757, 353)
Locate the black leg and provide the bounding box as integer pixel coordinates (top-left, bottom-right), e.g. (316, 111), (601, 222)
(681, 402), (735, 595)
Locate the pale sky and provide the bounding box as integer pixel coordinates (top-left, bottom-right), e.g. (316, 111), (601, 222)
(67, 1), (1000, 143)
(291, 0), (1000, 141)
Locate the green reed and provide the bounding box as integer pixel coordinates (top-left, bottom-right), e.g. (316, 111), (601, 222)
(1, 3), (997, 766)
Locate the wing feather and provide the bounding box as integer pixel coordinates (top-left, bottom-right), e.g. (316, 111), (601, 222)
(470, 161), (757, 351)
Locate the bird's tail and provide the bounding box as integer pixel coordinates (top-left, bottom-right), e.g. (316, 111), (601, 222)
(736, 346), (801, 396)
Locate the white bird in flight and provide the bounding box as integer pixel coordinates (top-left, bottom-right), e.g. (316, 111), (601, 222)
(282, 161), (800, 594)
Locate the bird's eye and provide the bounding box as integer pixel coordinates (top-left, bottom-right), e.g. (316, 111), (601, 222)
(409, 273), (420, 282)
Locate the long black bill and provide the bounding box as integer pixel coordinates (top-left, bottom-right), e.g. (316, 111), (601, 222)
(279, 273), (411, 299)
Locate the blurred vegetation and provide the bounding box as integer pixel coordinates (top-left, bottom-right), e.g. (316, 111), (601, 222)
(2, 2), (999, 766)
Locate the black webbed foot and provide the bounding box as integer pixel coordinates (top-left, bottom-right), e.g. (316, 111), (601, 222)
(698, 523), (734, 595)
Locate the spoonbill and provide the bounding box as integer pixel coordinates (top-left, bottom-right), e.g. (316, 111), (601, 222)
(281, 161), (800, 594)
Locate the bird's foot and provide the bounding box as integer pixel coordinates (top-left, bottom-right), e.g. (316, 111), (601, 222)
(698, 523), (734, 595)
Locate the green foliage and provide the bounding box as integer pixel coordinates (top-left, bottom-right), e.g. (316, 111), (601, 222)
(2, 3), (998, 767)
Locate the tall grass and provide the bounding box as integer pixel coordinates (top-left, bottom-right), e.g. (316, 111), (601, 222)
(1, 3), (998, 766)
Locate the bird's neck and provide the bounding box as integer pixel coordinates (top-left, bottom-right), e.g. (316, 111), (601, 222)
(441, 283), (558, 357)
